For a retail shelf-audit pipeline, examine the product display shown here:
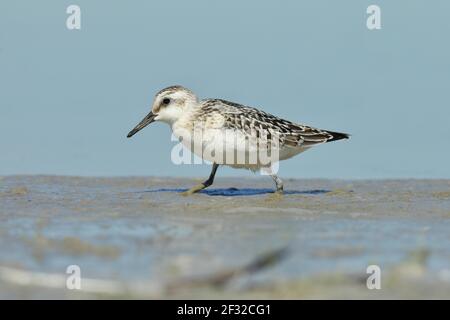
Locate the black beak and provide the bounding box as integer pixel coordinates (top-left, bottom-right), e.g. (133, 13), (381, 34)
(127, 111), (156, 138)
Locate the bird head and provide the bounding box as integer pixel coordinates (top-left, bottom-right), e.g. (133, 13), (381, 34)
(127, 85), (197, 138)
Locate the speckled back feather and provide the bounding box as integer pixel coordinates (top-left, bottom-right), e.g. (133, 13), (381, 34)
(197, 99), (348, 148)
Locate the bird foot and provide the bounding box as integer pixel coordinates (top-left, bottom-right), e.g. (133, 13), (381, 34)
(265, 190), (284, 201)
(180, 184), (206, 196)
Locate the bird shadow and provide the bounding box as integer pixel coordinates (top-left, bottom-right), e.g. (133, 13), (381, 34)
(144, 188), (330, 197)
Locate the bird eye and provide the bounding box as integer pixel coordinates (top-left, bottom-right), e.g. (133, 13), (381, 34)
(162, 98), (171, 105)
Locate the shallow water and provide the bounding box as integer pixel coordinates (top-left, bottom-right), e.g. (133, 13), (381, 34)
(0, 176), (449, 299)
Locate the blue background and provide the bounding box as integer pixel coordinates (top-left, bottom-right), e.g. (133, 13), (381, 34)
(1, 1), (449, 178)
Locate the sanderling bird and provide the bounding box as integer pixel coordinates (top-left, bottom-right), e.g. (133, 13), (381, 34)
(127, 85), (349, 195)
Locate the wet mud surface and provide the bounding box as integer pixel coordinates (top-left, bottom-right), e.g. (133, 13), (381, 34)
(1, 176), (449, 299)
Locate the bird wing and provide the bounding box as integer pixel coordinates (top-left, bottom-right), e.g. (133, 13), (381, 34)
(199, 99), (343, 148)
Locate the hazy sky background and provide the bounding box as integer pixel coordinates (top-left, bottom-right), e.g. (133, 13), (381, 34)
(1, 1), (449, 179)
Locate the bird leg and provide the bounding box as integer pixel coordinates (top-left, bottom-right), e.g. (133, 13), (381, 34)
(271, 174), (284, 194)
(181, 163), (219, 196)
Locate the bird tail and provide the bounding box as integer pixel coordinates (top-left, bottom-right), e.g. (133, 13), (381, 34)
(326, 130), (350, 142)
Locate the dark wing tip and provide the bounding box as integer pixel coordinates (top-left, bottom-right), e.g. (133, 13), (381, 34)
(326, 130), (350, 142)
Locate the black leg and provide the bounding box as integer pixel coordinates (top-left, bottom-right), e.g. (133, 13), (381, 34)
(181, 163), (220, 195)
(271, 174), (284, 193)
(202, 163), (219, 187)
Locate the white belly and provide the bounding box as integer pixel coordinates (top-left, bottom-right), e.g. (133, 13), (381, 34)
(172, 126), (309, 169)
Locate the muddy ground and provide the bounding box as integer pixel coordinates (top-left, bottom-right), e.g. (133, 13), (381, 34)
(0, 176), (449, 299)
